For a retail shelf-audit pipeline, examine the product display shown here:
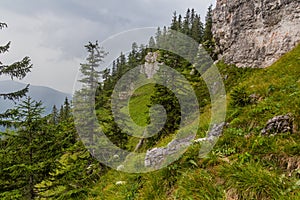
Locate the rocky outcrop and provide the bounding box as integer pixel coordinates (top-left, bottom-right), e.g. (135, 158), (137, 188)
(118, 52), (160, 100)
(212, 0), (300, 68)
(261, 113), (294, 135)
(145, 123), (226, 169)
(140, 52), (160, 79)
(144, 135), (194, 169)
(194, 122), (227, 143)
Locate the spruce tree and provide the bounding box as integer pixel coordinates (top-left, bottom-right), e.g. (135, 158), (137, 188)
(128, 42), (139, 67)
(58, 105), (65, 122)
(51, 105), (59, 124)
(0, 22), (32, 102)
(203, 5), (213, 43)
(191, 14), (204, 43)
(0, 22), (32, 127)
(79, 41), (107, 91)
(183, 8), (191, 35)
(148, 36), (156, 48)
(177, 14), (182, 31)
(73, 41), (108, 156)
(202, 4), (216, 59)
(111, 60), (117, 77)
(170, 11), (178, 31)
(0, 97), (59, 199)
(39, 132), (102, 199)
(63, 97), (71, 120)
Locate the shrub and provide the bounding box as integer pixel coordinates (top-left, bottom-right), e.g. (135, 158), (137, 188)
(230, 86), (251, 107)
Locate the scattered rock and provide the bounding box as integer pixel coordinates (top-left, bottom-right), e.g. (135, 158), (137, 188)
(249, 93), (261, 104)
(115, 181), (126, 185)
(208, 123), (227, 138)
(261, 113), (294, 135)
(190, 67), (196, 75)
(194, 122), (227, 143)
(116, 165), (124, 171)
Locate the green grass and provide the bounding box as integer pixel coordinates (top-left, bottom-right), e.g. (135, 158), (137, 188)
(220, 161), (289, 200)
(128, 83), (155, 127)
(89, 44), (300, 199)
(174, 168), (224, 199)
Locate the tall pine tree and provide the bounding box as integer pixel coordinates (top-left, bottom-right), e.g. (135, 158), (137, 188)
(0, 22), (32, 102)
(0, 22), (32, 126)
(73, 41), (108, 156)
(0, 97), (59, 199)
(202, 5), (216, 59)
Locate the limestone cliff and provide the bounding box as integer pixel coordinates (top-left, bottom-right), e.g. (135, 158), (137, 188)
(212, 0), (300, 68)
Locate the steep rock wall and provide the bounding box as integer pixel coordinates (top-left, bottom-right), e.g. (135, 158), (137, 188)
(212, 0), (300, 68)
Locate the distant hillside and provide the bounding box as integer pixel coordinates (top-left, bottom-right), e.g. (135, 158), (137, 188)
(0, 80), (72, 115)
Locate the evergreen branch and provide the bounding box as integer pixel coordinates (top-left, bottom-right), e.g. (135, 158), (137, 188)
(0, 41), (11, 54)
(0, 108), (19, 119)
(0, 22), (7, 29)
(0, 57), (32, 79)
(0, 84), (29, 101)
(0, 108), (19, 128)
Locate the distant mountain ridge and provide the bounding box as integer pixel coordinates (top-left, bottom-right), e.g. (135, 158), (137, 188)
(0, 80), (72, 115)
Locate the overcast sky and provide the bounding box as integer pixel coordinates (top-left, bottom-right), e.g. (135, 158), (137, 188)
(0, 0), (214, 93)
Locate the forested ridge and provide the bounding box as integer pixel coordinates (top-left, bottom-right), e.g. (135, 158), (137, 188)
(1, 5), (300, 199)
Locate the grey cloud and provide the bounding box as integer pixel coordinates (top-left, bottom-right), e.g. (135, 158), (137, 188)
(0, 0), (215, 93)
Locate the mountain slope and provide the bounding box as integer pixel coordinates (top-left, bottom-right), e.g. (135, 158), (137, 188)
(87, 44), (300, 199)
(0, 80), (72, 114)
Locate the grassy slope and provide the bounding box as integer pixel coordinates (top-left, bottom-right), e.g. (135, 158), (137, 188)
(89, 44), (300, 200)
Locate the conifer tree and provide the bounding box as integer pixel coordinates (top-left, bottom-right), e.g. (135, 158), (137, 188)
(170, 11), (178, 31)
(177, 14), (182, 31)
(128, 42), (139, 66)
(58, 105), (65, 122)
(40, 138), (103, 199)
(0, 97), (58, 199)
(202, 4), (216, 59)
(74, 41), (108, 156)
(0, 22), (32, 102)
(0, 22), (33, 127)
(51, 105), (59, 124)
(63, 97), (71, 120)
(203, 5), (213, 43)
(148, 36), (156, 48)
(191, 14), (204, 43)
(111, 60), (117, 77)
(183, 8), (191, 34)
(191, 9), (196, 25)
(79, 41), (107, 92)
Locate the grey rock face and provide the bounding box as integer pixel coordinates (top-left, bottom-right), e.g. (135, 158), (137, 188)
(140, 52), (160, 79)
(213, 0), (300, 68)
(144, 123), (227, 169)
(194, 122), (227, 143)
(261, 113), (294, 135)
(144, 135), (194, 169)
